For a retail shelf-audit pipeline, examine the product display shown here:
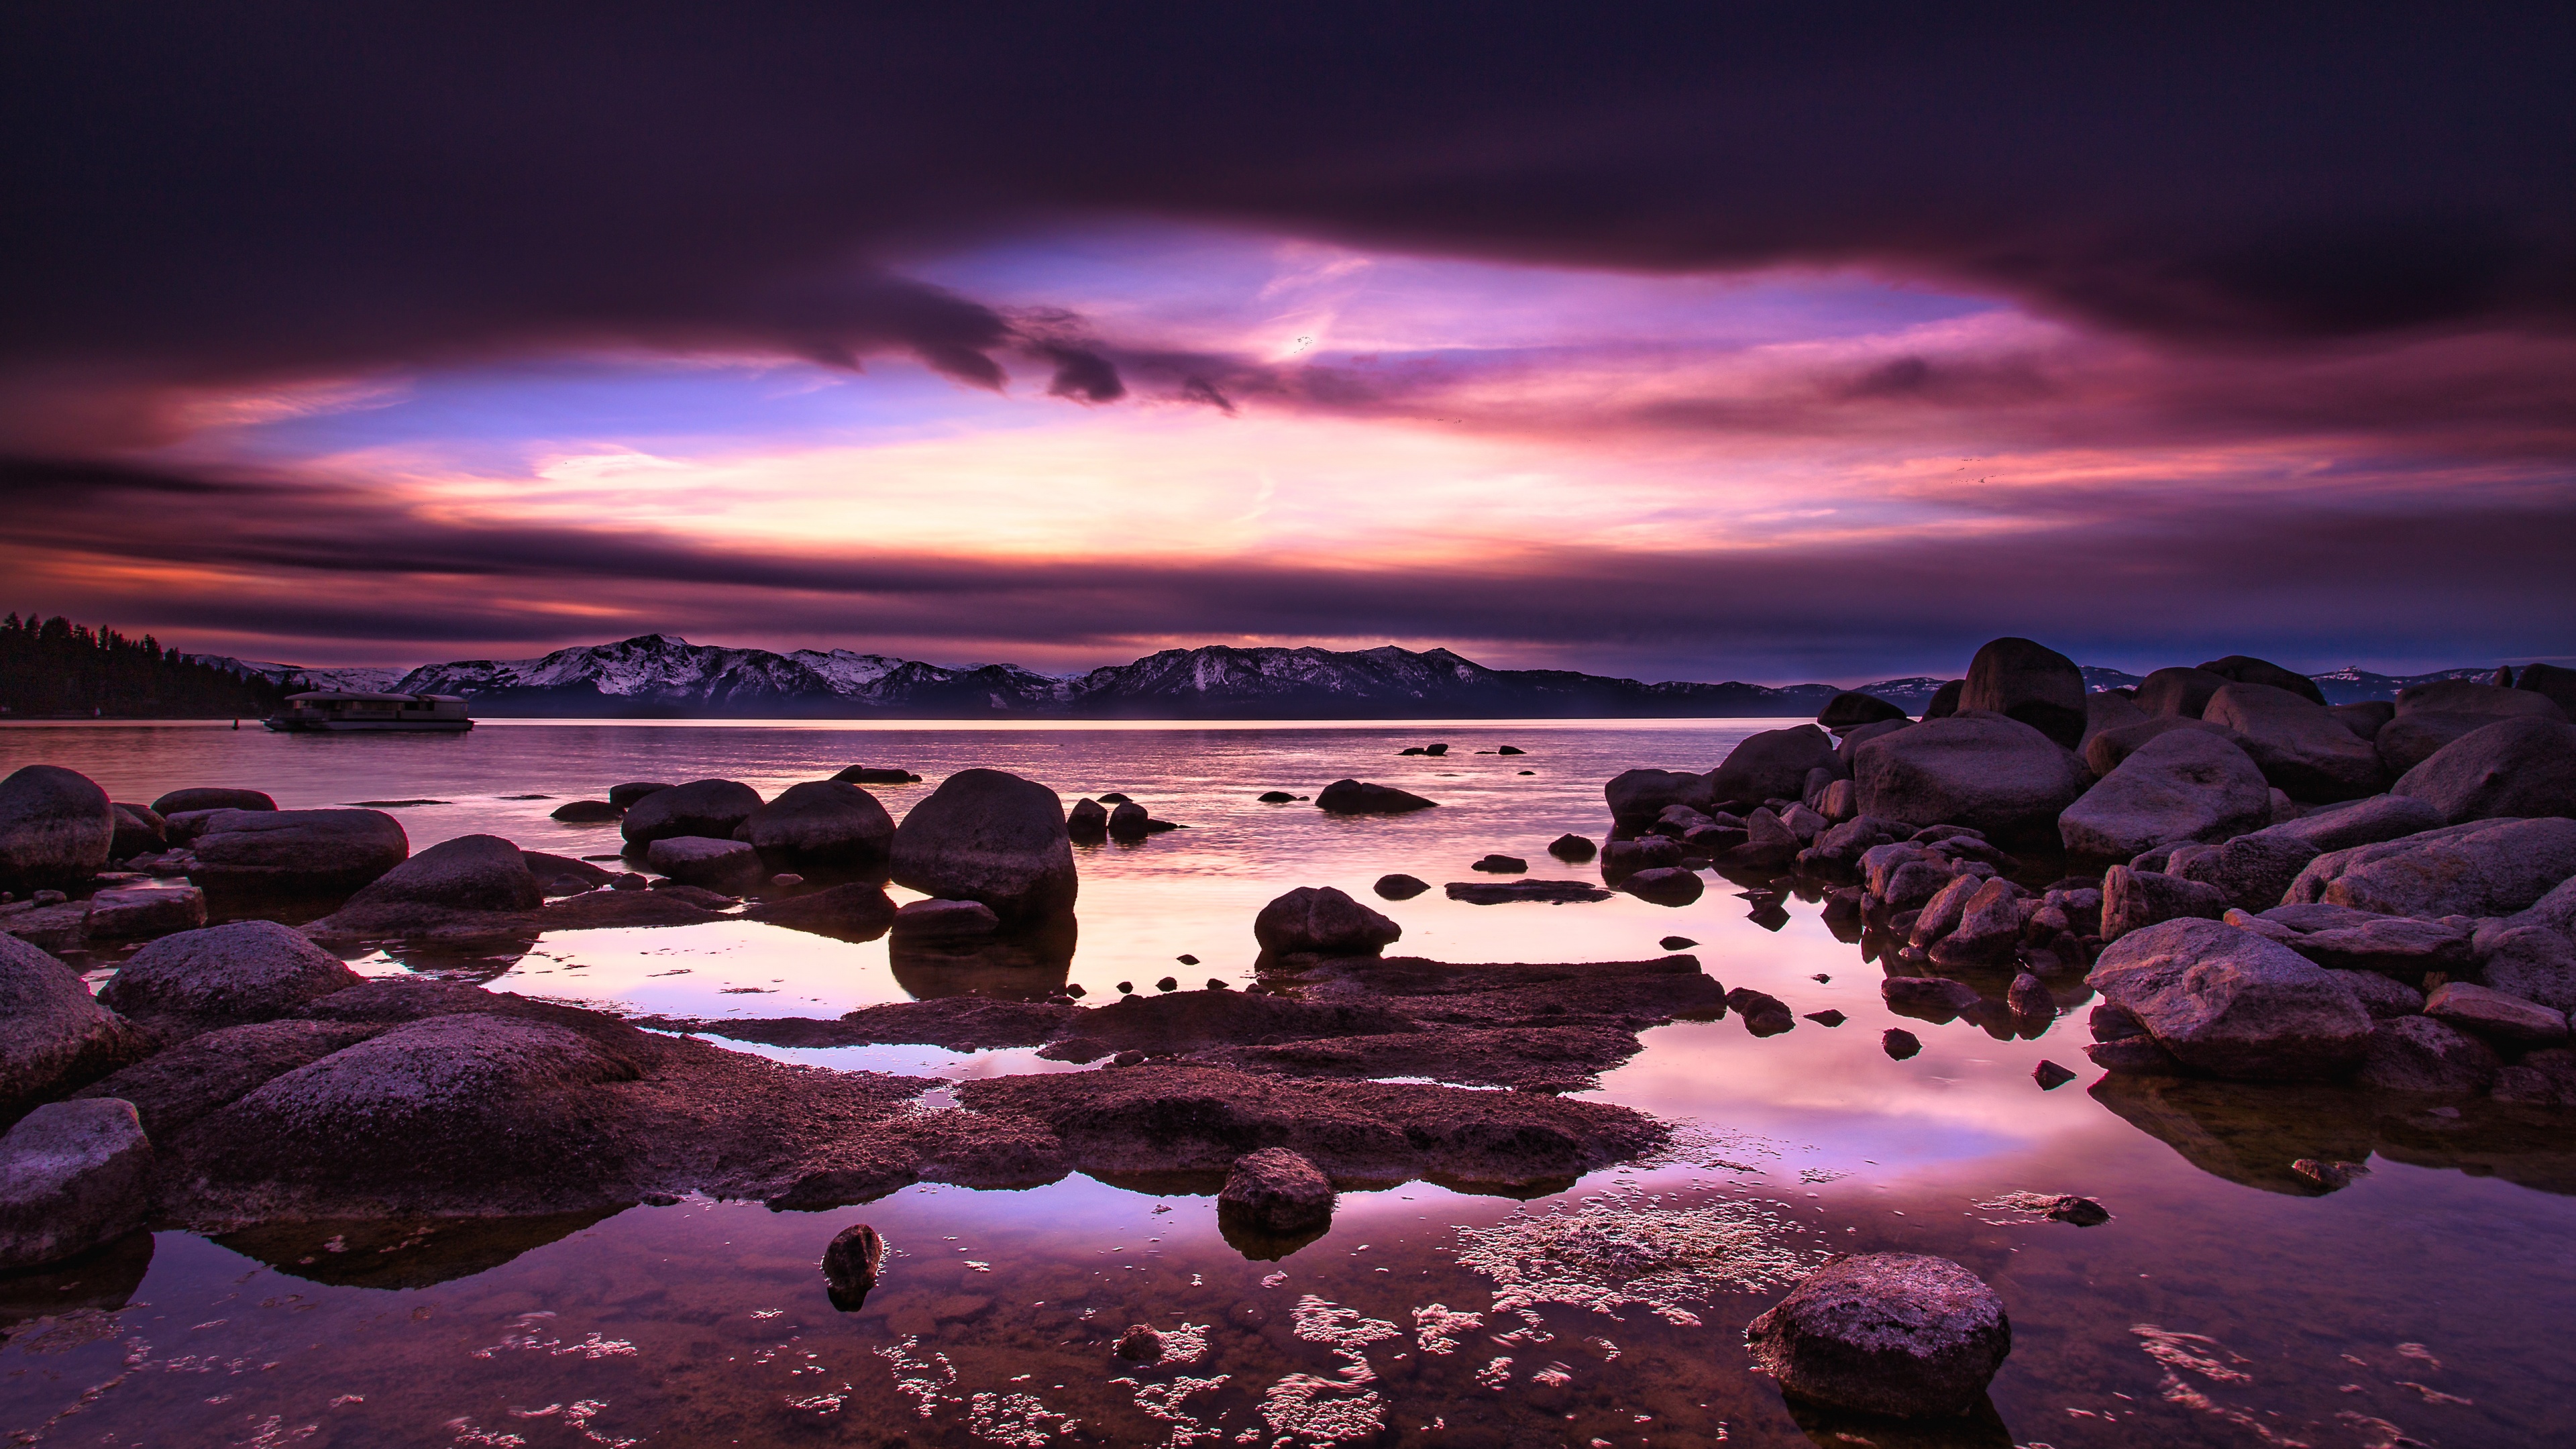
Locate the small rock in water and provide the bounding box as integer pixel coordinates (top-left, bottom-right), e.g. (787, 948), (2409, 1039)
(1497, 745), (1525, 755)
(1660, 935), (1698, 950)
(1622, 867), (1704, 906)
(1176, 953), (1199, 965)
(1096, 792), (1132, 804)
(1112, 1049), (1146, 1067)
(1115, 1324), (1167, 1362)
(1155, 976), (1178, 992)
(1063, 983), (1086, 998)
(1205, 978), (1230, 991)
(769, 873), (803, 888)
(2292, 1158), (2369, 1191)
(1256, 790), (1295, 804)
(2007, 972), (2055, 1020)
(1805, 1010), (1846, 1027)
(2032, 1060), (2078, 1089)
(1884, 1028), (1923, 1060)
(1470, 853), (1527, 873)
(1745, 1252), (2012, 1417)
(1219, 1146), (1336, 1233)
(550, 800), (623, 822)
(821, 1223), (885, 1309)
(1726, 987), (1795, 1036)
(1517, 769), (1535, 775)
(1812, 973), (1831, 982)
(1116, 981), (1134, 994)
(1547, 833), (1597, 862)
(1373, 873), (1430, 901)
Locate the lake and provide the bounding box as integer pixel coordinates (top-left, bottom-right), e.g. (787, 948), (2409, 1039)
(3, 719), (2571, 1448)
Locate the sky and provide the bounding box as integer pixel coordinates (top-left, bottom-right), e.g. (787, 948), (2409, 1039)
(3, 7), (2571, 684)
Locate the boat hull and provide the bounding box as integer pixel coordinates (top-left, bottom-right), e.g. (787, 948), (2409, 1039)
(263, 718), (474, 733)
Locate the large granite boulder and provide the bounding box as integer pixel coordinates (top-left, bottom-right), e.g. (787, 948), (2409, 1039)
(2354, 1016), (2500, 1095)
(83, 884), (209, 940)
(2081, 716), (2241, 775)
(1709, 726), (1838, 804)
(0, 934), (140, 1117)
(1315, 779), (1439, 815)
(2134, 666), (2234, 718)
(2164, 833), (2323, 912)
(2479, 927), (2576, 1016)
(2082, 688), (2152, 743)
(2086, 918), (2373, 1079)
(2395, 680), (2567, 722)
(2517, 662), (2576, 717)
(0, 765), (115, 890)
(0, 1099), (153, 1271)
(620, 778), (763, 846)
(745, 781), (895, 873)
(1817, 691), (1907, 732)
(190, 808), (409, 896)
(1253, 887), (1401, 958)
(1957, 637), (2087, 748)
(97, 920), (363, 1028)
(304, 834), (543, 939)
(645, 836), (764, 892)
(1922, 680), (1964, 718)
(2201, 683), (2385, 801)
(2100, 865), (2229, 942)
(2392, 717), (2576, 823)
(1851, 712), (2089, 847)
(2259, 794), (2445, 853)
(888, 768), (1078, 922)
(2424, 981), (2569, 1046)
(150, 787), (275, 817)
(2058, 729), (2270, 859)
(2198, 654), (2326, 705)
(2286, 818), (2576, 918)
(2374, 712), (2497, 777)
(608, 782), (672, 809)
(1745, 1253), (2011, 1418)
(1605, 769), (1714, 824)
(107, 802), (167, 859)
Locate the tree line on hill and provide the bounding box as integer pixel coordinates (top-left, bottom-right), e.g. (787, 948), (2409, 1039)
(0, 614), (289, 718)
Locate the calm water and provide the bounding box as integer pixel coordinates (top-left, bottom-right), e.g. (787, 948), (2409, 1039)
(3, 720), (2571, 1448)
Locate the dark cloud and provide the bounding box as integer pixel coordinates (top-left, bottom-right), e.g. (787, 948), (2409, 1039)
(7, 455), (2567, 681)
(5, 5), (2572, 442)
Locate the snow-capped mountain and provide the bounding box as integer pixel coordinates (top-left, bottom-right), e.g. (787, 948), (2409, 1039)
(1063, 644), (1840, 718)
(2308, 665), (2496, 704)
(185, 655), (411, 693)
(390, 635), (1069, 716)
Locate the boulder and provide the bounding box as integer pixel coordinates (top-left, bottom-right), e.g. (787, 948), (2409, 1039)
(1218, 1146), (1335, 1233)
(645, 836), (765, 892)
(2506, 875), (2576, 940)
(1066, 798), (1109, 842)
(2081, 688), (2151, 745)
(888, 769), (1079, 922)
(0, 1099), (153, 1271)
(1315, 779), (1438, 815)
(1107, 802), (1155, 841)
(2133, 666), (2235, 718)
(1957, 637), (2088, 748)
(83, 884), (207, 939)
(608, 782), (673, 809)
(547, 799), (623, 822)
(2197, 654), (2326, 705)
(1833, 720), (1913, 777)
(2392, 717), (2576, 823)
(1444, 879), (1613, 904)
(1851, 712), (2089, 847)
(822, 1223), (885, 1309)
(2479, 927), (2576, 1016)
(2057, 728), (2271, 859)
(2516, 661), (2576, 716)
(1816, 779), (1859, 822)
(2271, 912), (2469, 979)
(2164, 832), (2322, 912)
(107, 802), (167, 859)
(1604, 769), (1713, 824)
(1922, 680), (1964, 718)
(189, 808), (409, 896)
(2396, 679), (2567, 722)
(149, 787), (275, 817)
(1882, 976), (1984, 1021)
(1818, 691), (1908, 731)
(1926, 878), (2024, 967)
(1546, 833), (1597, 862)
(1253, 887), (1400, 957)
(744, 781), (895, 873)
(2201, 683), (2385, 801)
(2259, 794), (2445, 853)
(2354, 1016), (2500, 1095)
(2328, 700), (2396, 739)
(2328, 969), (2425, 1019)
(1909, 874), (1982, 947)
(305, 834), (543, 938)
(1373, 873), (1430, 900)
(891, 898), (1002, 939)
(832, 766), (919, 785)
(2423, 981), (2569, 1046)
(620, 778), (763, 846)
(2286, 818), (2576, 918)
(1709, 726), (1839, 804)
(1621, 867), (1705, 906)
(0, 934), (140, 1116)
(2377, 712), (2505, 777)
(0, 765), (115, 890)
(98, 920), (362, 1026)
(2081, 716), (2241, 777)
(1745, 1253), (2010, 1418)
(2086, 918), (2373, 1079)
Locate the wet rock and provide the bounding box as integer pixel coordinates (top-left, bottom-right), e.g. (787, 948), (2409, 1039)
(1, 934), (142, 1116)
(1882, 976), (1983, 1020)
(1726, 987), (1794, 1036)
(620, 778), (763, 847)
(1883, 1028), (1922, 1059)
(608, 782), (673, 809)
(1746, 1252), (2011, 1418)
(645, 836), (764, 892)
(83, 884), (207, 940)
(0, 765), (115, 890)
(2100, 865), (2229, 943)
(889, 769), (1078, 923)
(1115, 1324), (1167, 1361)
(107, 802), (167, 859)
(2288, 817), (2576, 918)
(2086, 918), (2373, 1079)
(2004, 1191), (2107, 1225)
(2423, 981), (2569, 1046)
(1547, 833), (1597, 862)
(1107, 801), (1155, 841)
(1661, 935), (1699, 950)
(2032, 1060), (2078, 1089)
(744, 781), (895, 873)
(1254, 886), (1401, 957)
(2202, 682), (2386, 802)
(1470, 853), (1527, 873)
(2007, 973), (2055, 1020)
(2355, 1016), (2501, 1095)
(0, 1099), (153, 1271)
(2198, 654), (2326, 706)
(892, 898), (1003, 939)
(2328, 969), (2427, 1018)
(2133, 666), (2235, 719)
(98, 920), (363, 1029)
(1444, 879), (1612, 904)
(542, 889), (731, 930)
(191, 808), (410, 897)
(1373, 873), (1430, 900)
(1605, 768), (1713, 825)
(2163, 831), (2323, 912)
(2392, 717), (2576, 823)
(1710, 725), (1839, 804)
(2058, 729), (2270, 859)
(305, 833), (544, 940)
(1851, 712), (2089, 848)
(1220, 1146), (1335, 1233)
(548, 800), (623, 823)
(1066, 798), (1109, 842)
(1255, 790), (1296, 804)
(1622, 867), (1705, 906)
(1316, 779), (1438, 814)
(821, 1222), (885, 1309)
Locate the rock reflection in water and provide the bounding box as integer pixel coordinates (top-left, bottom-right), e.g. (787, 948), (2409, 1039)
(2092, 1074), (2576, 1197)
(888, 916), (1077, 1000)
(214, 1210), (621, 1290)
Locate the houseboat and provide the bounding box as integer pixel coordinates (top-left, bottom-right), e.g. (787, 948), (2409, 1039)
(264, 691), (475, 732)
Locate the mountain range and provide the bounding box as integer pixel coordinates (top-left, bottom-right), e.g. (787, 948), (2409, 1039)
(186, 635), (2503, 719)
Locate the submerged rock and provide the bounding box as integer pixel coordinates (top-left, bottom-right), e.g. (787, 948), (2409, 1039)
(889, 769), (1079, 923)
(0, 1098), (154, 1271)
(1219, 1146), (1336, 1233)
(1547, 833), (1597, 862)
(1254, 887), (1401, 957)
(739, 882), (897, 941)
(1444, 879), (1612, 904)
(1746, 1252), (2012, 1418)
(1316, 779), (1438, 814)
